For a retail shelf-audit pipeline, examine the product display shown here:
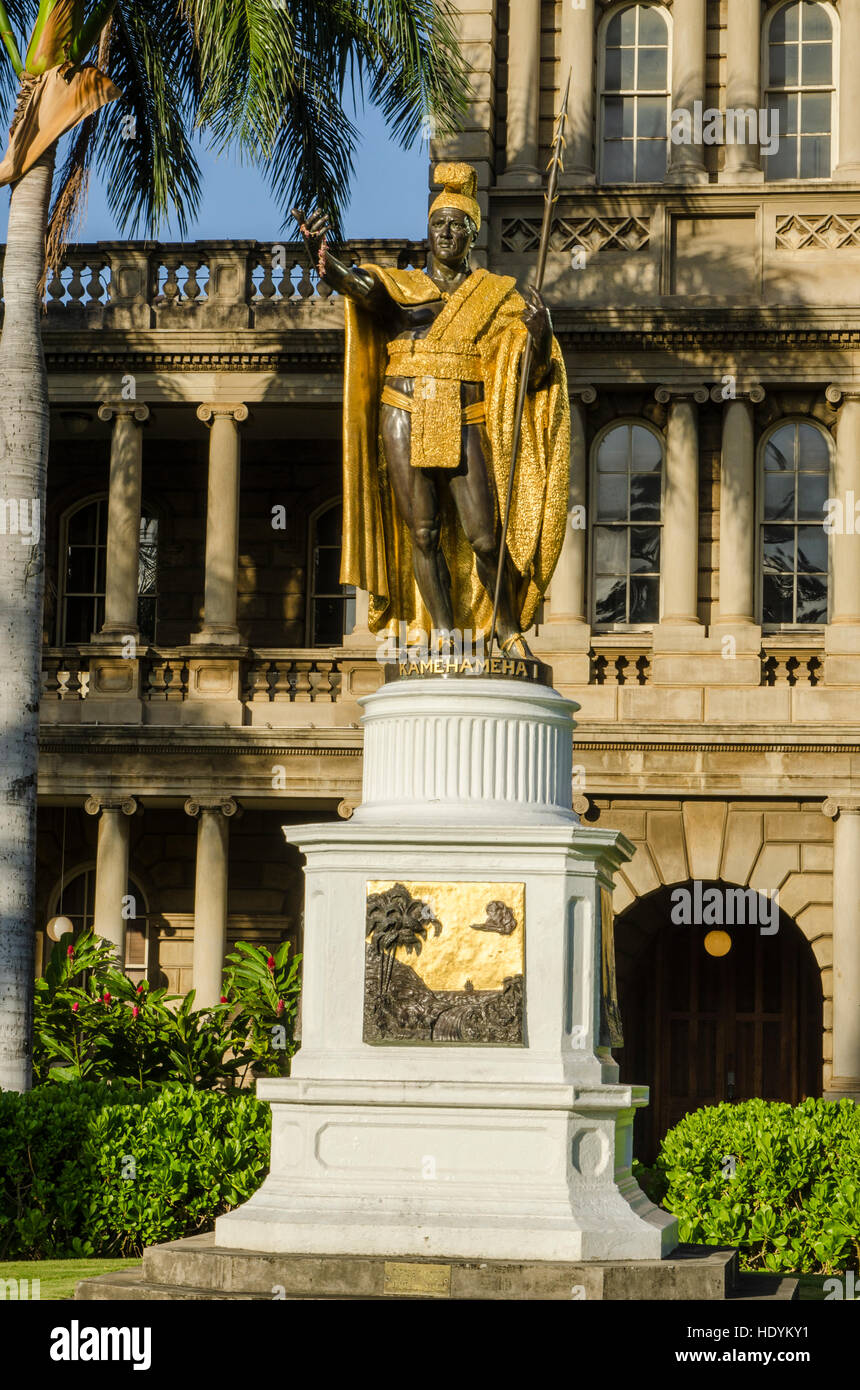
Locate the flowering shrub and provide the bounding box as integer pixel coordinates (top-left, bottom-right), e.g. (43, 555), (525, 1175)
(33, 932), (301, 1088)
(652, 1098), (860, 1275)
(0, 1082), (270, 1258)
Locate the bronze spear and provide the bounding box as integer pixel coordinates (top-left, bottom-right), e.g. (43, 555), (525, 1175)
(489, 68), (572, 655)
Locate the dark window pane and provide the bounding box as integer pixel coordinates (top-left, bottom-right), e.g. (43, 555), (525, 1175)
(313, 545), (342, 593)
(597, 474), (627, 520)
(801, 42), (831, 86)
(313, 597), (345, 645)
(603, 139), (634, 182)
(630, 425), (662, 470)
(603, 95), (632, 139)
(638, 46), (667, 91)
(604, 48), (623, 91)
(803, 4), (832, 40)
(636, 139), (667, 182)
(801, 91), (831, 133)
(796, 525), (827, 573)
(638, 6), (667, 45)
(769, 92), (797, 136)
(766, 132), (797, 180)
(797, 473), (829, 520)
(67, 504), (100, 544)
(764, 473), (796, 520)
(64, 597), (94, 644)
(316, 505), (342, 545)
(796, 573), (827, 623)
(137, 596), (157, 643)
(769, 43), (798, 87)
(95, 545), (107, 594)
(66, 547), (95, 592)
(594, 526), (627, 575)
(765, 425), (795, 470)
(772, 3), (799, 43)
(629, 574), (659, 621)
(629, 525), (660, 572)
(597, 426), (630, 472)
(638, 95), (667, 137)
(139, 544), (158, 596)
(629, 472), (661, 519)
(762, 573), (793, 624)
(763, 526), (795, 572)
(797, 422), (830, 470)
(800, 134), (830, 178)
(594, 575), (627, 624)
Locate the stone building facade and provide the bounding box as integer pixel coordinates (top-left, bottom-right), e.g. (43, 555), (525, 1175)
(25, 0), (860, 1154)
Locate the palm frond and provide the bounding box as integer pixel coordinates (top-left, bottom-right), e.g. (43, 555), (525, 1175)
(90, 0), (202, 235)
(0, 1), (38, 110)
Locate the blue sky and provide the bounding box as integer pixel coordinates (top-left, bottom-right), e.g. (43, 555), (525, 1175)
(0, 102), (431, 243)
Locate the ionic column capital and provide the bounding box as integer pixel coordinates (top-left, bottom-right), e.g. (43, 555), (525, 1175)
(709, 383), (765, 404)
(569, 385), (597, 405)
(825, 384), (860, 407)
(185, 796), (241, 819)
(85, 795), (139, 817)
(822, 797), (860, 819)
(98, 403), (150, 424)
(196, 403), (249, 425)
(655, 384), (709, 405)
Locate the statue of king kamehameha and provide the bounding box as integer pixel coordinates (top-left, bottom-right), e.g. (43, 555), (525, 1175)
(295, 163), (570, 659)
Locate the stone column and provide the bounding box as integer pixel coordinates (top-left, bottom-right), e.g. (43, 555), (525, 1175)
(822, 798), (860, 1099)
(714, 386), (765, 624)
(185, 797), (239, 1007)
(823, 388), (860, 682)
(666, 0), (708, 184)
(559, 0), (596, 184)
(546, 387), (595, 627)
(503, 0), (541, 181)
(85, 795), (138, 961)
(95, 404), (150, 640)
(722, 0), (763, 181)
(834, 0), (860, 181)
(192, 404), (248, 645)
(655, 386), (708, 624)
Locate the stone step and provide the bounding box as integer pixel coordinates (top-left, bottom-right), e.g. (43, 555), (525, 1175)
(728, 1273), (799, 1301)
(76, 1233), (743, 1301)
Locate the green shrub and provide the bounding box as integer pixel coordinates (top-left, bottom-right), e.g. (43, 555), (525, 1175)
(0, 1081), (271, 1259)
(655, 1098), (860, 1275)
(33, 932), (300, 1088)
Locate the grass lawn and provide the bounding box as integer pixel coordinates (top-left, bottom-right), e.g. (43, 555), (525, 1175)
(0, 1259), (141, 1301)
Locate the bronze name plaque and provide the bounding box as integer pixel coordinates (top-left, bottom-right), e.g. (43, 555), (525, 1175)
(383, 1262), (452, 1297)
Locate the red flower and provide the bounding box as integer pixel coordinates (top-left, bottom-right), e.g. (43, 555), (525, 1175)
(220, 995), (228, 1004)
(277, 998), (284, 1015)
(71, 1002), (79, 1013)
(136, 983), (145, 994)
(132, 1005), (139, 1019)
(103, 991), (111, 1005)
(267, 955), (275, 971)
(66, 944), (74, 958)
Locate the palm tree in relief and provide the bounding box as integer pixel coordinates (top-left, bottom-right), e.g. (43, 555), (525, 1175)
(366, 884), (442, 997)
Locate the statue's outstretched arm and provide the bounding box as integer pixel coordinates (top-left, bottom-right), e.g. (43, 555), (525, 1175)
(292, 206), (394, 317)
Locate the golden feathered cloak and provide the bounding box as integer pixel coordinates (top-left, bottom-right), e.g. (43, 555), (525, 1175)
(341, 265), (570, 638)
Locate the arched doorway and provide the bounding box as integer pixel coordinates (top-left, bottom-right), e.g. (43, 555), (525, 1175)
(615, 881), (823, 1161)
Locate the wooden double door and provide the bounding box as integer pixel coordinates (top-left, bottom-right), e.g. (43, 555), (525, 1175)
(615, 888), (822, 1162)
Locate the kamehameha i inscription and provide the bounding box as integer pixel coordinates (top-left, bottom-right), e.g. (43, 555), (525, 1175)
(364, 882), (524, 1045)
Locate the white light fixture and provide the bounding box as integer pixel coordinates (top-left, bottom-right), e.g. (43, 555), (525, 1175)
(46, 915), (75, 942)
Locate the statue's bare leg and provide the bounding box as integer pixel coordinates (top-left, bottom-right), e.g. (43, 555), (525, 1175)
(382, 405), (455, 632)
(448, 424), (533, 656)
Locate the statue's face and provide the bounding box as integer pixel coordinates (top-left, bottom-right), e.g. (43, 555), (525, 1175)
(428, 206), (476, 269)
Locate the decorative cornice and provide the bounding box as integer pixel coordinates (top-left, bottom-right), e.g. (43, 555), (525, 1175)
(184, 796), (241, 818)
(569, 385), (597, 404)
(709, 383), (766, 403)
(655, 384), (709, 404)
(825, 384), (860, 405)
(822, 797), (860, 818)
(196, 403), (249, 424)
(84, 794), (139, 816)
(97, 403), (150, 423)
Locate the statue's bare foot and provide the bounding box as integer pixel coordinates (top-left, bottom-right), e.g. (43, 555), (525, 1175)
(500, 631), (536, 661)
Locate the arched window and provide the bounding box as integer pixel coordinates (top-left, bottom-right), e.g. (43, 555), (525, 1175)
(600, 4), (671, 184)
(307, 500), (355, 645)
(764, 1), (835, 180)
(57, 495), (159, 644)
(48, 864), (150, 985)
(591, 422), (663, 625)
(760, 420), (831, 625)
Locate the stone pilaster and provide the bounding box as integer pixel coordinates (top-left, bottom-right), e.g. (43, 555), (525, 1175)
(834, 0), (860, 181)
(185, 796), (240, 1007)
(666, 0), (709, 185)
(823, 387), (860, 683)
(713, 385), (765, 627)
(192, 404), (248, 646)
(539, 387), (595, 683)
(501, 0), (541, 183)
(559, 0), (596, 184)
(821, 798), (860, 1100)
(95, 403), (150, 641)
(721, 0), (764, 182)
(655, 386), (708, 626)
(84, 795), (139, 962)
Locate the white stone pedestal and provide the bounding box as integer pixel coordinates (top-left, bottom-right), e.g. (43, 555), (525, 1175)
(217, 678), (677, 1262)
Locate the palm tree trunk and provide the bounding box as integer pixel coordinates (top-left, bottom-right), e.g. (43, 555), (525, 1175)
(0, 147), (55, 1092)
